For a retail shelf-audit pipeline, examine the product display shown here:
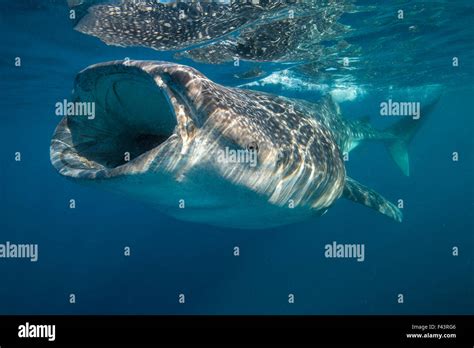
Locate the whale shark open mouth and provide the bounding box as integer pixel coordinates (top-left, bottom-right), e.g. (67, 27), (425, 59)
(50, 64), (178, 179)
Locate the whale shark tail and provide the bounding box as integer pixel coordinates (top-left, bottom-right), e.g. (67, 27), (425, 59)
(384, 95), (440, 176)
(339, 93), (440, 221)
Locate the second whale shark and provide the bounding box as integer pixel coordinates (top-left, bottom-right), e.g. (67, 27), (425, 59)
(50, 60), (436, 228)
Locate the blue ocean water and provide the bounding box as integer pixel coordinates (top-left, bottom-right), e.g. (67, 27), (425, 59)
(0, 0), (473, 315)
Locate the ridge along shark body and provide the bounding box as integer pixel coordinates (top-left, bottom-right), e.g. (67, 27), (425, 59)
(50, 60), (433, 229)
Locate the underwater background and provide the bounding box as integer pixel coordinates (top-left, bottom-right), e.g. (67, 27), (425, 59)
(0, 0), (473, 314)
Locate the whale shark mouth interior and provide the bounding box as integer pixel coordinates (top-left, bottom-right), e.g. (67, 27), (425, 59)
(67, 71), (177, 169)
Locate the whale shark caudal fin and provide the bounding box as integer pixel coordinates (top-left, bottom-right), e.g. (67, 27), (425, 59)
(342, 177), (403, 222)
(383, 96), (440, 176)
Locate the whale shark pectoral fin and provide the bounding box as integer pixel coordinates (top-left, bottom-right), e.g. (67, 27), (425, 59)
(343, 177), (403, 222)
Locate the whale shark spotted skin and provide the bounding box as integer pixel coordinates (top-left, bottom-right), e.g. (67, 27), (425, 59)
(50, 60), (431, 229)
(70, 0), (352, 65)
(176, 8), (351, 64)
(71, 0), (297, 51)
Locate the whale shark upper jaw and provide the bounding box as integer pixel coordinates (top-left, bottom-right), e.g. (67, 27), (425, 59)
(50, 61), (188, 180)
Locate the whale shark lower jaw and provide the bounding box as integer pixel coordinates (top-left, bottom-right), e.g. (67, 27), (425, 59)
(50, 61), (199, 179)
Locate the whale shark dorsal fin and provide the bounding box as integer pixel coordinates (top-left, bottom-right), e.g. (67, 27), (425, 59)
(319, 94), (341, 117)
(343, 177), (403, 222)
(358, 115), (371, 124)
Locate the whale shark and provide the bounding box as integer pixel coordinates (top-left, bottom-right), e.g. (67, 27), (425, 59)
(69, 0), (301, 51)
(175, 12), (350, 64)
(50, 60), (435, 229)
(69, 0), (351, 65)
